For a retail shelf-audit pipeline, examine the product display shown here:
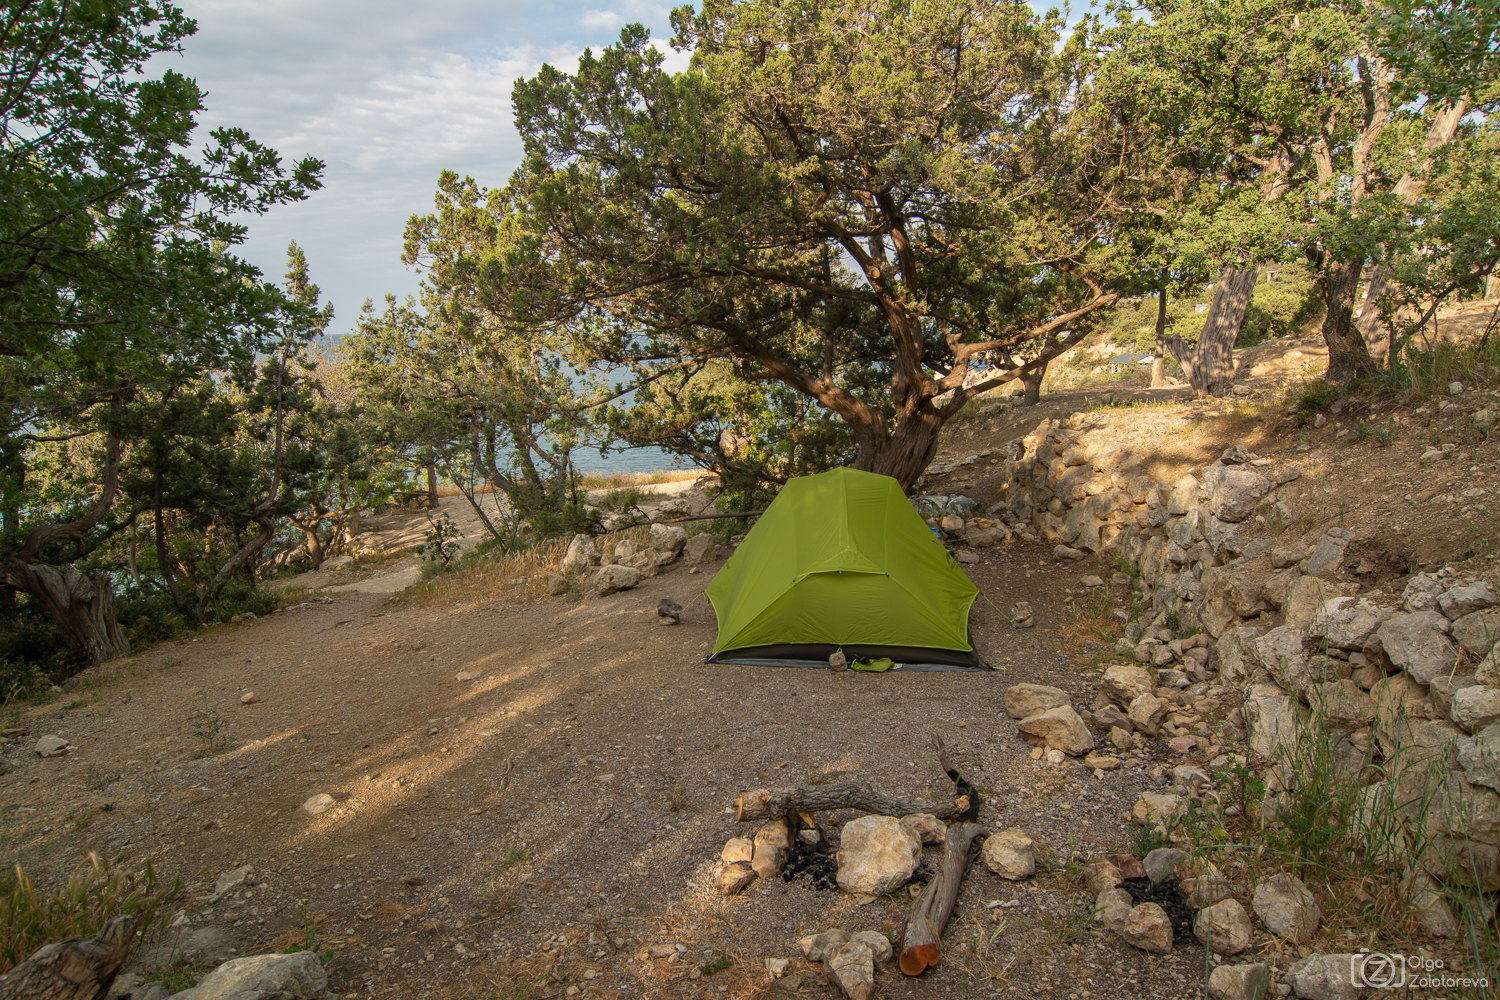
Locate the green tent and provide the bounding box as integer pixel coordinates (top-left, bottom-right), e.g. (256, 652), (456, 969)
(705, 467), (983, 668)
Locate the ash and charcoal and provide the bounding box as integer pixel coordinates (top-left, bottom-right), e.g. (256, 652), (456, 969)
(780, 843), (937, 892)
(782, 839), (838, 890)
(1122, 878), (1193, 941)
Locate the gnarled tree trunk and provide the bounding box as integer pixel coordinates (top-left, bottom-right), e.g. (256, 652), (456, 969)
(1150, 288), (1169, 388)
(1322, 257), (1377, 385)
(1356, 100), (1470, 364)
(2, 562), (129, 666)
(1166, 266), (1256, 397)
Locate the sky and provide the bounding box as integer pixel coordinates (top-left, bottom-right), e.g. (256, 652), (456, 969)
(148, 1), (693, 333)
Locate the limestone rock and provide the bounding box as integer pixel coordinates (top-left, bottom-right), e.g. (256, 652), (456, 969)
(1132, 791), (1184, 830)
(1429, 674), (1479, 719)
(1309, 597), (1390, 652)
(172, 952), (327, 1000)
(649, 522), (689, 555)
(799, 929), (851, 961)
(34, 735), (69, 757)
(1403, 571), (1446, 613)
(1199, 556), (1275, 637)
(301, 793), (335, 816)
(1094, 886), (1134, 933)
(751, 819), (793, 878)
(1216, 626), (1270, 685)
(1304, 679), (1374, 729)
(1143, 847), (1190, 883)
(1102, 664), (1156, 706)
(1452, 685), (1500, 734)
(1244, 683), (1304, 762)
(1092, 704), (1131, 732)
(1453, 609), (1500, 659)
(1004, 683), (1072, 719)
(561, 533), (602, 573)
(1252, 873), (1321, 943)
(1284, 954), (1359, 1000)
(718, 860), (757, 895)
(850, 930), (893, 963)
(1208, 963), (1271, 1000)
(1481, 647), (1500, 686)
(1179, 859), (1234, 910)
(835, 816), (921, 895)
(898, 813), (945, 845)
(1084, 860), (1123, 895)
(1208, 468), (1273, 523)
(1126, 693), (1170, 737)
(1053, 544), (1086, 562)
(1402, 869), (1459, 939)
(1119, 903), (1174, 954)
(1194, 898), (1252, 955)
(1249, 626), (1311, 696)
(1455, 724), (1500, 791)
(1438, 581), (1497, 618)
(590, 564), (642, 596)
(1305, 527), (1354, 578)
(823, 941), (874, 1000)
(982, 827), (1035, 880)
(1282, 576), (1330, 631)
(1017, 705), (1094, 755)
(682, 533), (718, 565)
(720, 837), (754, 864)
(1376, 611), (1459, 685)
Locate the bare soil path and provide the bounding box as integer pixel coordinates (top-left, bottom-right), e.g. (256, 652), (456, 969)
(5, 339), (1499, 999)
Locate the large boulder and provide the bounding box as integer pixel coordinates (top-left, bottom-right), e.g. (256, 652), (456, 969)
(1017, 705), (1094, 755)
(1438, 581), (1497, 619)
(1309, 597), (1390, 653)
(1199, 555), (1275, 637)
(1282, 576), (1330, 631)
(1376, 611), (1459, 685)
(836, 816), (922, 895)
(1452, 609), (1500, 659)
(560, 533), (602, 573)
(1244, 682), (1304, 762)
(172, 952), (327, 1000)
(981, 827), (1036, 880)
(1004, 683), (1072, 719)
(1102, 664), (1155, 706)
(649, 523), (689, 555)
(1252, 873), (1321, 944)
(1206, 467), (1273, 523)
(1452, 685), (1500, 734)
(1305, 527), (1354, 578)
(1217, 625), (1270, 685)
(682, 533), (719, 565)
(1194, 899), (1253, 955)
(590, 564), (642, 596)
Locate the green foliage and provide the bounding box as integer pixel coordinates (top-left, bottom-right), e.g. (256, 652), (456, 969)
(0, 856), (174, 974)
(1291, 380), (1341, 426)
(189, 701), (229, 757)
(1, 2), (323, 667)
(419, 513), (464, 567)
(497, 3), (1132, 485)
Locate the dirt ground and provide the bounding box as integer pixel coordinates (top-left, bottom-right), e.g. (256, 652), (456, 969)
(3, 331), (1499, 1000)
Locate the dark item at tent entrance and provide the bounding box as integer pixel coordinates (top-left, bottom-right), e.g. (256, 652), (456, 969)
(705, 468), (983, 668)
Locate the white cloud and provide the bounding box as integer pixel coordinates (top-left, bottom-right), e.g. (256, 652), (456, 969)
(147, 0), (681, 321)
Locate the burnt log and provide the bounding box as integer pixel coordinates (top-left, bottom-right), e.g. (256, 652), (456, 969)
(0, 916), (137, 1000)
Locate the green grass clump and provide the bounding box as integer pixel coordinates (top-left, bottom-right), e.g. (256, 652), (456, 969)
(0, 855), (176, 973)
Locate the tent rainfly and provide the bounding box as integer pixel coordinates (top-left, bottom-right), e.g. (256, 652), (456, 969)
(705, 467), (983, 668)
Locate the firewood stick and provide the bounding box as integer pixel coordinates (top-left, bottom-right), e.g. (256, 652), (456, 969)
(733, 783), (965, 823)
(898, 823), (988, 976)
